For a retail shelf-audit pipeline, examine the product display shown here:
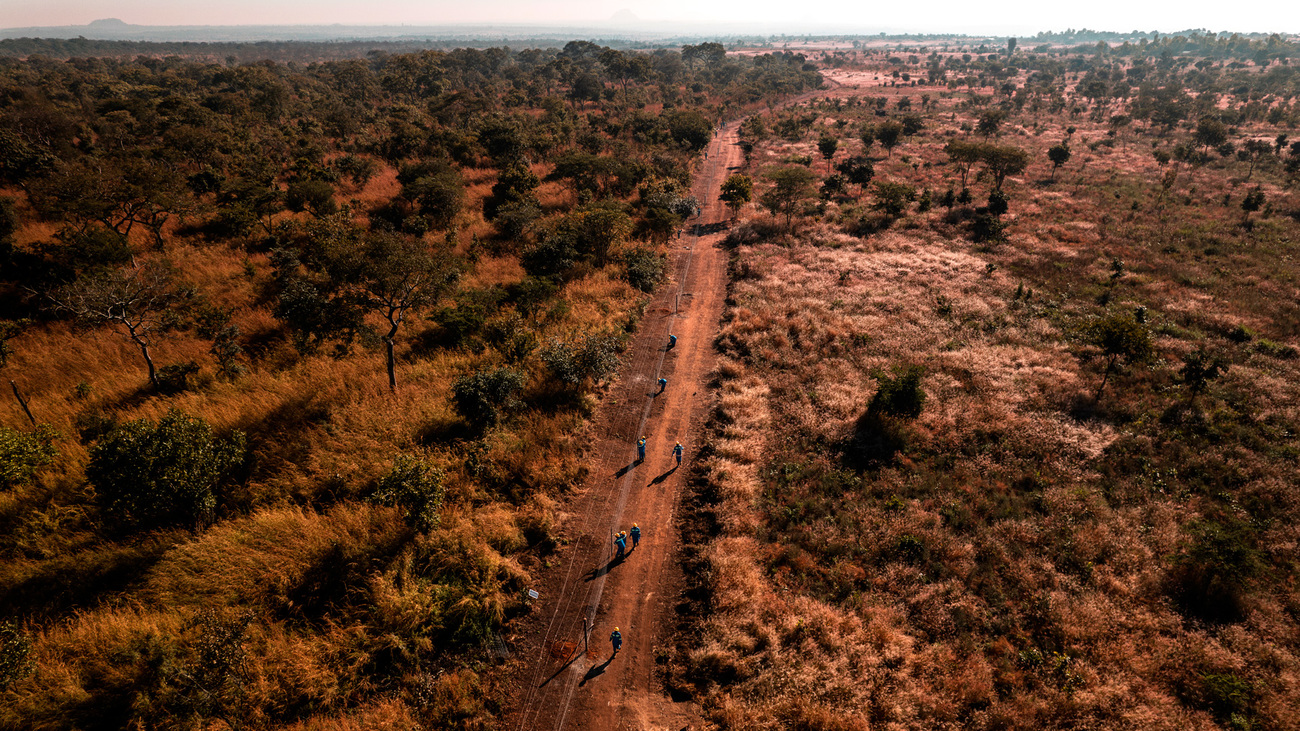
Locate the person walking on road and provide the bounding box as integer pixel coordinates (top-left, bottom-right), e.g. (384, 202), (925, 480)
(637, 436), (646, 463)
(614, 531), (627, 560)
(611, 627), (622, 655)
(657, 377), (667, 394)
(630, 524), (641, 549)
(672, 442), (684, 467)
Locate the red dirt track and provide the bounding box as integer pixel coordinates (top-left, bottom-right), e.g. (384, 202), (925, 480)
(504, 80), (837, 731)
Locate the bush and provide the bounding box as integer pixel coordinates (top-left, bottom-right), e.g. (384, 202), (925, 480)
(157, 361), (201, 394)
(540, 333), (622, 388)
(451, 367), (525, 429)
(1168, 517), (1263, 623)
(0, 621), (32, 691)
(867, 365), (927, 420)
(0, 424), (58, 490)
(623, 247), (667, 292)
(369, 455), (446, 532)
(87, 409), (246, 531)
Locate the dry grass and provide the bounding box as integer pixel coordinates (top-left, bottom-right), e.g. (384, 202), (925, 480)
(679, 65), (1300, 730)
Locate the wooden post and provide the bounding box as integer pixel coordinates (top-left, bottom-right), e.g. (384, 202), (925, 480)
(583, 616), (589, 656)
(10, 380), (35, 426)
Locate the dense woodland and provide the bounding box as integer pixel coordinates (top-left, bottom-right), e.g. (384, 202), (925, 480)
(0, 41), (818, 729)
(671, 35), (1300, 731)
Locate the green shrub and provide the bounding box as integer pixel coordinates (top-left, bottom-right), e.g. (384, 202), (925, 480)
(1169, 517), (1263, 623)
(87, 409), (246, 531)
(0, 621), (32, 691)
(623, 246), (667, 292)
(0, 424), (58, 490)
(539, 332), (622, 388)
(369, 455), (446, 533)
(867, 365), (927, 420)
(451, 367), (525, 429)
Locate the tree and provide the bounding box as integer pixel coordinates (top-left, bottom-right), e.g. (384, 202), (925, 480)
(1180, 348), (1228, 402)
(397, 161), (465, 231)
(759, 166), (817, 229)
(876, 120), (903, 157)
(1047, 143), (1071, 181)
(1194, 115), (1228, 153)
(719, 173), (754, 218)
(1239, 139), (1272, 180)
(87, 409), (245, 531)
(976, 109), (1007, 137)
(872, 182), (917, 219)
(48, 262), (189, 389)
(944, 139), (986, 189)
(284, 179), (338, 218)
(351, 233), (460, 391)
(981, 144), (1030, 191)
(835, 156), (875, 200)
(1081, 312), (1155, 400)
(859, 124), (876, 155)
(817, 133), (839, 173)
(1240, 187), (1265, 226)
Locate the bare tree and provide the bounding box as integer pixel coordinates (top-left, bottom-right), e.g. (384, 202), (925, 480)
(48, 262), (187, 388)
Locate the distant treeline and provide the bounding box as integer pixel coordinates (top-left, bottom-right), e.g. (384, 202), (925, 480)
(0, 36), (664, 62)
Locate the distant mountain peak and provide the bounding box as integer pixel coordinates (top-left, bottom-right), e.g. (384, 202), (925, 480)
(88, 18), (130, 27)
(609, 9), (639, 24)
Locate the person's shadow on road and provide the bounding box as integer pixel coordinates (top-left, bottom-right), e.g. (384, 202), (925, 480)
(649, 467), (676, 486)
(584, 555), (624, 582)
(579, 655), (615, 687)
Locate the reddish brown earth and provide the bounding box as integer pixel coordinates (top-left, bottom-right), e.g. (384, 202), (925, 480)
(502, 83), (836, 731)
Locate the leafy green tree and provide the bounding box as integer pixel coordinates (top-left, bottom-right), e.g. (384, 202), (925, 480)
(347, 232), (461, 391)
(665, 110), (713, 152)
(760, 166), (817, 229)
(1180, 348), (1228, 402)
(1047, 143), (1071, 181)
(284, 179), (338, 218)
(1081, 312), (1155, 400)
(817, 133), (839, 173)
(976, 109), (1007, 137)
(369, 454), (446, 532)
(876, 120), (903, 157)
(0, 424), (58, 491)
(943, 139), (986, 189)
(858, 124), (876, 155)
(835, 156), (874, 200)
(872, 181), (917, 218)
(87, 409), (246, 531)
(719, 173), (754, 218)
(981, 144), (1030, 191)
(397, 161), (465, 231)
(1240, 187), (1265, 225)
(1194, 115), (1228, 153)
(451, 367), (525, 430)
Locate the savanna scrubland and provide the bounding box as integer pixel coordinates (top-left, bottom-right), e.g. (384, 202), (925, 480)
(672, 33), (1300, 731)
(0, 41), (820, 728)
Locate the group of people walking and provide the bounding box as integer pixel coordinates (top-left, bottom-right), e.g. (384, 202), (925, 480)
(605, 334), (688, 657)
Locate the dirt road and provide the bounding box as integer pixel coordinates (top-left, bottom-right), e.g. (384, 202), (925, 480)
(504, 82), (837, 731)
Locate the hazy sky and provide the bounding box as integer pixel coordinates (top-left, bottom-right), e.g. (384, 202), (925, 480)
(4, 0), (1297, 34)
